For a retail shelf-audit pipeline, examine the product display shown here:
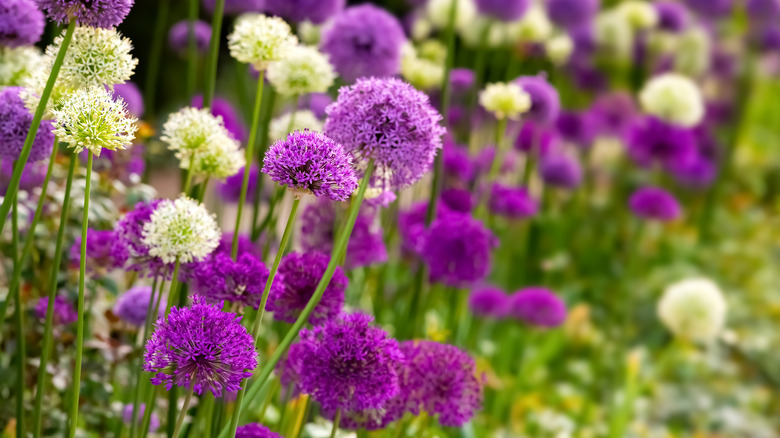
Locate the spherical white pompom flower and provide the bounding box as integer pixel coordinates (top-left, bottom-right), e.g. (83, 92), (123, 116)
(657, 277), (727, 343)
(0, 46), (44, 87)
(617, 0), (658, 30)
(268, 110), (323, 142)
(267, 44), (336, 97)
(510, 5), (553, 43)
(141, 196), (221, 264)
(639, 73), (704, 127)
(49, 26), (138, 89)
(479, 82), (532, 120)
(400, 42), (445, 91)
(427, 0), (476, 32)
(161, 106), (239, 165)
(545, 34), (574, 66)
(228, 14), (298, 70)
(51, 86), (138, 157)
(189, 135), (246, 179)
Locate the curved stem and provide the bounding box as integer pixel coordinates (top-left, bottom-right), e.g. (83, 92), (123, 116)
(329, 410), (341, 438)
(164, 260), (183, 315)
(12, 191), (25, 437)
(171, 388), (194, 438)
(202, 0), (226, 108)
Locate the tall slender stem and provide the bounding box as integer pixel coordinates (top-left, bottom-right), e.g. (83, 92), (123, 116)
(67, 152), (94, 438)
(186, 0), (199, 98)
(329, 410), (341, 438)
(32, 153), (78, 438)
(164, 260), (183, 314)
(12, 193), (25, 437)
(171, 388), (194, 438)
(0, 20), (76, 235)
(202, 0), (225, 108)
(143, 0), (170, 118)
(476, 118), (508, 217)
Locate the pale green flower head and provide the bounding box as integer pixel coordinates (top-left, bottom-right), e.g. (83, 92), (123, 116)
(188, 135), (245, 179)
(639, 72), (704, 127)
(658, 277), (727, 343)
(479, 82), (531, 120)
(427, 0), (475, 32)
(269, 110), (323, 143)
(49, 26), (138, 89)
(141, 196), (221, 264)
(401, 43), (444, 91)
(52, 86), (138, 157)
(546, 34), (574, 66)
(267, 44), (336, 97)
(674, 27), (711, 77)
(228, 14), (298, 70)
(616, 0), (658, 30)
(161, 107), (232, 155)
(594, 11), (634, 60)
(0, 46), (44, 87)
(509, 6), (553, 44)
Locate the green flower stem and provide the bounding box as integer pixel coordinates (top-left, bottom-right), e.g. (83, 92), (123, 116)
(250, 86), (277, 242)
(285, 95), (299, 133)
(172, 387), (194, 438)
(186, 0), (199, 98)
(197, 176), (210, 202)
(12, 193), (25, 438)
(231, 71), (265, 259)
(138, 384), (156, 438)
(203, 0), (226, 108)
(164, 260), (183, 314)
(32, 153), (77, 438)
(227, 196), (301, 436)
(329, 410), (341, 438)
(183, 154), (196, 195)
(67, 151), (94, 438)
(255, 186), (284, 246)
(143, 0), (170, 117)
(0, 20), (76, 235)
(468, 22), (491, 119)
(218, 161), (375, 438)
(476, 117), (509, 217)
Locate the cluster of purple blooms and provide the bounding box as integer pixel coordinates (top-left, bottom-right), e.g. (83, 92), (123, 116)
(35, 295), (78, 326)
(35, 0), (134, 28)
(0, 87), (54, 163)
(0, 0), (44, 47)
(469, 286), (568, 328)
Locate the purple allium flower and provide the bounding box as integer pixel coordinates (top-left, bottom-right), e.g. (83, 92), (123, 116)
(0, 0), (44, 47)
(654, 1), (690, 33)
(235, 423), (283, 438)
(275, 342), (305, 397)
(515, 75), (560, 125)
(202, 0), (263, 15)
(34, 295), (78, 325)
(320, 4), (406, 82)
(627, 116), (697, 169)
(144, 298), (257, 397)
(473, 146), (517, 178)
(297, 312), (402, 412)
(590, 92), (637, 139)
(191, 252), (280, 310)
(670, 154), (716, 188)
(35, 0), (134, 28)
(192, 95), (247, 142)
(567, 61), (608, 92)
(113, 199), (174, 279)
(546, 0), (599, 28)
(266, 251), (346, 324)
(515, 121), (558, 155)
(265, 0), (345, 24)
(450, 68), (475, 93)
(214, 232), (262, 259)
(746, 0), (780, 23)
(441, 188), (473, 213)
(110, 82), (144, 118)
(684, 0), (733, 18)
(122, 404), (159, 433)
(398, 201), (463, 256)
(0, 87), (54, 162)
(168, 20), (212, 56)
(628, 186), (681, 221)
(0, 159), (46, 195)
(489, 183), (537, 219)
(555, 110), (597, 147)
(263, 130), (358, 201)
(474, 0), (530, 21)
(324, 77), (445, 191)
(443, 140), (474, 183)
(421, 214), (496, 288)
(69, 229), (127, 275)
(758, 25), (780, 51)
(303, 93), (332, 119)
(469, 286), (510, 318)
(509, 287), (567, 328)
(217, 164), (259, 203)
(540, 152), (583, 189)
(114, 286), (161, 327)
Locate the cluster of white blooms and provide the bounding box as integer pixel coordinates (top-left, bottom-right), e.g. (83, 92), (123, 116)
(674, 27), (711, 77)
(640, 73), (705, 127)
(189, 135), (245, 179)
(268, 110), (323, 143)
(546, 34), (574, 66)
(594, 11), (634, 60)
(142, 196), (221, 264)
(267, 44), (336, 97)
(616, 0), (659, 30)
(51, 86), (138, 157)
(510, 6), (553, 43)
(657, 277), (727, 343)
(0, 46), (44, 87)
(479, 82), (531, 120)
(228, 14), (298, 70)
(426, 0), (475, 32)
(297, 21), (322, 45)
(400, 43), (445, 91)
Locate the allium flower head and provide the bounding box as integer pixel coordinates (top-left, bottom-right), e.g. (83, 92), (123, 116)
(263, 130), (358, 200)
(113, 199), (172, 278)
(227, 14), (297, 70)
(469, 286), (510, 318)
(654, 0), (689, 32)
(591, 92), (637, 138)
(141, 196), (220, 264)
(320, 4), (406, 82)
(427, 0), (476, 31)
(122, 404), (159, 433)
(627, 116), (697, 168)
(35, 295), (78, 325)
(479, 82), (531, 120)
(400, 43), (445, 91)
(168, 20), (212, 56)
(489, 183), (537, 219)
(658, 277), (727, 342)
(545, 33), (574, 65)
(189, 134), (245, 179)
(324, 77), (445, 191)
(235, 423), (283, 438)
(546, 0), (599, 28)
(36, 0), (134, 28)
(191, 251), (280, 310)
(69, 229), (127, 275)
(685, 0), (733, 18)
(192, 95), (247, 142)
(555, 110), (597, 146)
(265, 0), (345, 24)
(0, 46), (43, 86)
(747, 0), (780, 23)
(514, 75), (560, 125)
(0, 159), (45, 194)
(510, 287), (567, 328)
(52, 86), (137, 156)
(540, 152), (583, 189)
(114, 286), (160, 327)
(144, 298), (258, 396)
(112, 82), (144, 117)
(161, 106), (240, 171)
(268, 110), (323, 143)
(267, 44), (336, 97)
(0, 0), (44, 47)
(0, 86), (54, 162)
(421, 214), (496, 287)
(475, 0), (529, 21)
(629, 186), (681, 221)
(617, 0), (658, 30)
(639, 73), (703, 127)
(297, 312), (402, 412)
(515, 121), (557, 154)
(217, 164), (259, 203)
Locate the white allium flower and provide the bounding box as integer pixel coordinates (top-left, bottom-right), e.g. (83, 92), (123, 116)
(400, 43), (445, 90)
(546, 34), (574, 65)
(298, 21), (322, 45)
(510, 6), (553, 43)
(479, 82), (531, 120)
(617, 0), (659, 30)
(657, 277), (727, 343)
(595, 11), (634, 59)
(674, 27), (711, 77)
(267, 44), (336, 97)
(426, 0), (476, 32)
(228, 14), (298, 70)
(161, 107), (236, 163)
(189, 135), (245, 179)
(49, 26), (138, 89)
(411, 17), (433, 41)
(51, 86), (138, 157)
(142, 196), (221, 264)
(0, 46), (44, 87)
(268, 110), (323, 142)
(639, 73), (704, 127)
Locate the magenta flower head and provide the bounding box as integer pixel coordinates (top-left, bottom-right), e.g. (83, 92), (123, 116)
(540, 152), (583, 190)
(122, 403), (159, 433)
(469, 286), (510, 318)
(0, 87), (54, 162)
(144, 297), (258, 397)
(555, 110), (597, 147)
(627, 116), (697, 169)
(443, 140), (474, 183)
(509, 287), (567, 328)
(297, 312), (402, 412)
(168, 20), (212, 56)
(747, 0), (780, 24)
(475, 0), (530, 21)
(113, 199), (173, 279)
(515, 121), (558, 154)
(684, 0), (733, 18)
(489, 183), (538, 219)
(111, 82), (144, 118)
(266, 0), (345, 24)
(320, 4), (406, 82)
(114, 286), (162, 327)
(629, 186), (681, 221)
(450, 68), (475, 93)
(69, 229), (127, 275)
(325, 77), (445, 191)
(191, 251), (281, 310)
(0, 0), (44, 46)
(35, 0), (134, 28)
(267, 251), (346, 325)
(263, 130), (358, 200)
(275, 342), (305, 398)
(441, 188), (473, 213)
(654, 0), (690, 33)
(217, 164), (260, 203)
(421, 214), (497, 288)
(515, 75), (560, 126)
(1, 160), (46, 195)
(591, 92), (637, 139)
(35, 295), (78, 325)
(235, 423), (283, 438)
(546, 0), (599, 28)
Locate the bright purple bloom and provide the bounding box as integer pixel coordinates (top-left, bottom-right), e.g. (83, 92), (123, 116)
(670, 154), (716, 188)
(111, 82), (144, 118)
(0, 157), (46, 195)
(214, 232), (262, 259)
(0, 87), (54, 162)
(450, 68), (475, 93)
(217, 164), (259, 203)
(297, 312), (402, 412)
(144, 298), (257, 397)
(567, 61), (608, 92)
(489, 183), (537, 219)
(70, 229), (127, 275)
(540, 152), (583, 189)
(515, 75), (560, 125)
(627, 117), (698, 169)
(168, 20), (211, 56)
(0, 0), (44, 47)
(202, 0), (263, 15)
(113, 199), (173, 279)
(515, 121), (558, 154)
(443, 140), (474, 183)
(509, 287), (567, 328)
(469, 286), (510, 318)
(546, 0), (599, 28)
(320, 4), (406, 82)
(421, 214), (496, 288)
(275, 342), (305, 398)
(122, 404), (159, 433)
(263, 130), (358, 201)
(35, 295), (77, 325)
(324, 77), (445, 191)
(35, 0), (133, 28)
(303, 92), (332, 119)
(628, 186), (681, 221)
(114, 286), (161, 327)
(684, 0), (733, 18)
(192, 95), (247, 142)
(191, 252), (280, 310)
(555, 110), (597, 147)
(265, 0), (345, 24)
(475, 0), (530, 21)
(235, 423), (283, 438)
(441, 188), (473, 213)
(758, 25), (780, 51)
(654, 1), (690, 33)
(473, 146), (517, 178)
(266, 251), (346, 324)
(747, 0), (780, 23)
(590, 92), (637, 139)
